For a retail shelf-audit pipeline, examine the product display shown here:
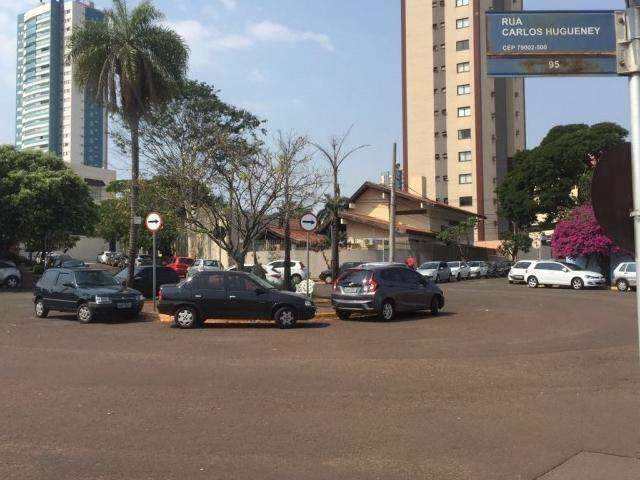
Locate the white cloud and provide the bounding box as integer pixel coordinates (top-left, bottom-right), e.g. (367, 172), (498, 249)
(247, 20), (334, 51)
(218, 0), (238, 10)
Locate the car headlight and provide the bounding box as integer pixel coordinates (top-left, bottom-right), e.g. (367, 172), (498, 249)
(94, 296), (112, 304)
(305, 300), (314, 307)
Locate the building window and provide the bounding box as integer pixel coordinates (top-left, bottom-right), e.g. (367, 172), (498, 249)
(440, 65), (446, 72)
(459, 151), (472, 162)
(442, 153), (448, 159)
(433, 66), (439, 73)
(457, 107), (471, 117)
(442, 131), (447, 138)
(435, 154), (440, 160)
(457, 84), (471, 95)
(440, 22), (445, 29)
(442, 109), (447, 115)
(443, 198), (449, 204)
(460, 196), (473, 206)
(456, 40), (470, 51)
(443, 176), (449, 182)
(456, 18), (470, 29)
(459, 174), (472, 184)
(433, 45), (438, 52)
(457, 62), (471, 73)
(515, 91), (520, 98)
(434, 110), (440, 116)
(434, 88), (439, 94)
(433, 23), (438, 30)
(435, 132), (440, 138)
(436, 176), (441, 181)
(516, 129), (521, 136)
(458, 128), (472, 140)
(456, 0), (470, 6)
(441, 87), (447, 94)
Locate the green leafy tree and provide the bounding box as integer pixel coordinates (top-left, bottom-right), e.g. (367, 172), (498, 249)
(0, 146), (97, 254)
(69, 0), (189, 285)
(497, 122), (627, 230)
(497, 231), (532, 262)
(436, 217), (478, 260)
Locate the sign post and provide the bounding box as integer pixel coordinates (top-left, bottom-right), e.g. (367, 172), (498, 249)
(486, 6), (640, 361)
(145, 212), (163, 311)
(300, 213), (318, 298)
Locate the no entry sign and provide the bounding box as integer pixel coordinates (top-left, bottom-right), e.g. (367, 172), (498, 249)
(486, 11), (621, 76)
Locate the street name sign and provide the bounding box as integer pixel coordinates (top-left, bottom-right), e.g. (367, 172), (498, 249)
(486, 11), (621, 76)
(145, 212), (163, 232)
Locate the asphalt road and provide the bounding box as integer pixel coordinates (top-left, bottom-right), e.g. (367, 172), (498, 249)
(1, 279), (638, 479)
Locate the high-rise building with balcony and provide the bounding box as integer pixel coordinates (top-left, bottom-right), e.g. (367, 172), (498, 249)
(16, 0), (114, 201)
(401, 0), (526, 241)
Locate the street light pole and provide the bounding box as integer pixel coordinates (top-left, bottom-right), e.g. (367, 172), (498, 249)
(389, 143), (397, 263)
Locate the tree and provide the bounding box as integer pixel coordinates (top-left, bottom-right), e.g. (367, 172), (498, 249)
(551, 204), (622, 282)
(130, 80), (280, 267)
(0, 146), (97, 254)
(436, 217), (478, 260)
(275, 132), (324, 290)
(312, 126), (368, 281)
(497, 231), (532, 261)
(497, 122), (627, 230)
(69, 0), (189, 285)
(95, 198), (128, 249)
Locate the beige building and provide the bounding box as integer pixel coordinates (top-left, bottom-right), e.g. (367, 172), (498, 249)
(401, 0), (526, 241)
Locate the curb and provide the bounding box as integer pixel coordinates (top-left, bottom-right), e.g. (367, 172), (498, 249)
(152, 311), (336, 323)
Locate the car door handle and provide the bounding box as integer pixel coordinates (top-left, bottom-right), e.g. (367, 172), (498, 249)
(194, 294), (202, 298)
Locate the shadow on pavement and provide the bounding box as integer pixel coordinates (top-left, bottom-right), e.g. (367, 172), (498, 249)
(182, 321), (332, 330)
(345, 311), (456, 323)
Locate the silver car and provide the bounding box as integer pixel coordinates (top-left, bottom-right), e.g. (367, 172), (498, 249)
(187, 259), (224, 278)
(0, 260), (22, 288)
(613, 262), (636, 292)
(447, 261), (471, 281)
(468, 261), (489, 278)
(416, 261), (452, 283)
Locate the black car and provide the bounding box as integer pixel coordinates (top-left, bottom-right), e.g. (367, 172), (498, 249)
(158, 271), (316, 329)
(33, 268), (145, 323)
(114, 266), (180, 298)
(319, 262), (364, 284)
(331, 263), (444, 321)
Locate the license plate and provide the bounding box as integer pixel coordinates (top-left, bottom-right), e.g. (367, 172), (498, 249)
(513, 275), (524, 280)
(117, 302), (132, 309)
(343, 287), (359, 294)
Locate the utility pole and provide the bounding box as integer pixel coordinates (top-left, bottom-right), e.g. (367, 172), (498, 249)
(623, 0), (640, 361)
(389, 143), (397, 263)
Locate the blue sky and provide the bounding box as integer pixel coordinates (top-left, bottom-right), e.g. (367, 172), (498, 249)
(0, 0), (630, 196)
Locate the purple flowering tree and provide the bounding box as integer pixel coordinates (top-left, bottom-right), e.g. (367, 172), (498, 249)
(551, 204), (622, 282)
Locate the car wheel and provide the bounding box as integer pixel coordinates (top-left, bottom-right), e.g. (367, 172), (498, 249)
(571, 278), (584, 290)
(5, 276), (20, 288)
(77, 303), (93, 324)
(274, 306), (297, 329)
(291, 274), (302, 286)
(379, 300), (395, 322)
(174, 306), (198, 329)
(527, 276), (539, 288)
(34, 299), (48, 318)
(617, 279), (630, 292)
(324, 275), (332, 284)
(430, 296), (440, 315)
(336, 310), (351, 320)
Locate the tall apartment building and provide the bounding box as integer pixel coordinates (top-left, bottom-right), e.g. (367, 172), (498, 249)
(401, 0), (526, 242)
(16, 0), (115, 201)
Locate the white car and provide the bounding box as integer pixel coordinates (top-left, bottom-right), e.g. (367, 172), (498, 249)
(467, 261), (489, 278)
(447, 261), (470, 281)
(508, 260), (534, 284)
(97, 251), (114, 264)
(0, 259), (22, 288)
(266, 260), (308, 285)
(187, 259), (224, 278)
(613, 262), (636, 292)
(525, 261), (606, 290)
(416, 261), (452, 283)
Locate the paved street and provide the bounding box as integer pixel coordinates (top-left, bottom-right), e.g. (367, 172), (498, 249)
(1, 279), (639, 480)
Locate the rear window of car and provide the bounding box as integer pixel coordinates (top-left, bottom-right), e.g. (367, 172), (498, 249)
(179, 258), (193, 265)
(513, 262), (531, 269)
(338, 269), (370, 285)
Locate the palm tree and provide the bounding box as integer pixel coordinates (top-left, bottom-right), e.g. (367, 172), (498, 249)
(68, 0), (189, 285)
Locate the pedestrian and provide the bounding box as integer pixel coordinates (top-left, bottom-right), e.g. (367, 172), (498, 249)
(405, 255), (417, 270)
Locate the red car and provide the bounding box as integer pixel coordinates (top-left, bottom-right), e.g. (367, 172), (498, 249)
(166, 256), (194, 277)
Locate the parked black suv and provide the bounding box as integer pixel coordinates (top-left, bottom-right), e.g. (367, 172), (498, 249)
(158, 271), (316, 329)
(33, 268), (145, 323)
(331, 263), (445, 321)
(114, 266), (180, 298)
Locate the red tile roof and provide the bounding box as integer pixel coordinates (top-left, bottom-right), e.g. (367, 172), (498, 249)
(339, 211), (436, 237)
(266, 226), (326, 246)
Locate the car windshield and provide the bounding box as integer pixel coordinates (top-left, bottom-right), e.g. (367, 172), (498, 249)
(561, 262), (583, 271)
(75, 270), (119, 286)
(203, 260), (218, 267)
(248, 273), (275, 290)
(420, 262), (439, 269)
(468, 261), (482, 267)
